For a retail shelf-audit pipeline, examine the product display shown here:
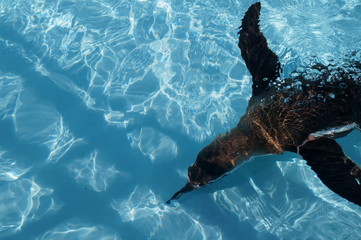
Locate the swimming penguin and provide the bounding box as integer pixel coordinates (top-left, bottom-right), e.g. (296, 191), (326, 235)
(167, 2), (361, 206)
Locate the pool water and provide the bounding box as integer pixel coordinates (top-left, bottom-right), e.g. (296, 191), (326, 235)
(0, 0), (361, 239)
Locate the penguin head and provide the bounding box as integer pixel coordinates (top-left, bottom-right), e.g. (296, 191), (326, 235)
(187, 142), (232, 186)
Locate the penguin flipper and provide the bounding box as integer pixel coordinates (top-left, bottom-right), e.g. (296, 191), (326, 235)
(298, 137), (361, 206)
(238, 2), (281, 96)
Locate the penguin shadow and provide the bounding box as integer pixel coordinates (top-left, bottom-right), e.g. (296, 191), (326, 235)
(163, 153), (295, 208)
(202, 153), (297, 195)
(189, 130), (361, 204)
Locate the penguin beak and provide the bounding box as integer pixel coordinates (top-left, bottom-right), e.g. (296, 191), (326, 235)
(166, 182), (196, 204)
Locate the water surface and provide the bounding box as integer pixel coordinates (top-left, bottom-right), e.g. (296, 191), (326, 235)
(0, 0), (361, 239)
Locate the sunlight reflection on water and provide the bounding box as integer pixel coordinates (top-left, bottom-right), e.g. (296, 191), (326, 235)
(67, 150), (128, 192)
(13, 90), (82, 163)
(127, 127), (178, 162)
(111, 186), (222, 239)
(0, 179), (61, 238)
(37, 223), (119, 240)
(0, 0), (360, 239)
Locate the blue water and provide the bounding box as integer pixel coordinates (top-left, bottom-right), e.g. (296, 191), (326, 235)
(0, 0), (361, 239)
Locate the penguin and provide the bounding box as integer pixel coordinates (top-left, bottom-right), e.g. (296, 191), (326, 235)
(167, 2), (361, 206)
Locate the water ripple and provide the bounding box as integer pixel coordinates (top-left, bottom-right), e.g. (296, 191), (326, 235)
(213, 158), (361, 239)
(1, 0), (360, 142)
(0, 71), (23, 119)
(0, 179), (61, 238)
(1, 1), (361, 239)
(67, 150), (129, 192)
(36, 222), (119, 240)
(127, 127), (178, 162)
(0, 149), (30, 181)
(111, 186), (222, 239)
(261, 0), (361, 68)
(1, 0), (250, 141)
(13, 90), (82, 163)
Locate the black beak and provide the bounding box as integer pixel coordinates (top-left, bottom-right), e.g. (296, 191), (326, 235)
(166, 182), (195, 204)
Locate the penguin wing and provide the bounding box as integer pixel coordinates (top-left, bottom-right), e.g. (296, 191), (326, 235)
(298, 137), (361, 206)
(238, 2), (281, 96)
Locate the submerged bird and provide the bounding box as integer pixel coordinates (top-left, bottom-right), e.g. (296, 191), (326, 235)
(167, 2), (361, 206)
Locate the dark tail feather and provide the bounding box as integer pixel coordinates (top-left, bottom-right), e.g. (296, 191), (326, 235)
(166, 182), (195, 204)
(238, 2), (281, 96)
(298, 137), (361, 206)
